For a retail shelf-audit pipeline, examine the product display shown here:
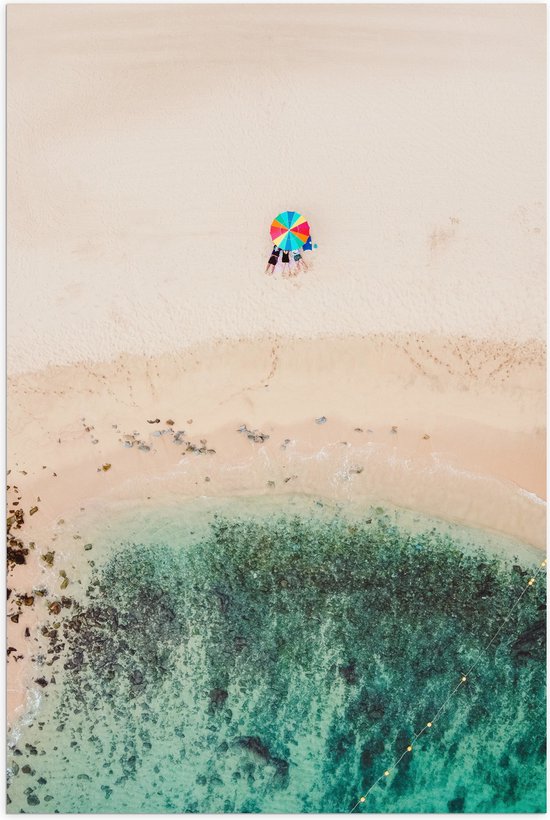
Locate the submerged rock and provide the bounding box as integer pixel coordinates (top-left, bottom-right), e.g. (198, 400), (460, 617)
(209, 688), (228, 708)
(236, 736), (271, 763)
(512, 620), (546, 660)
(448, 796), (466, 812)
(236, 736), (289, 781)
(338, 661), (357, 685)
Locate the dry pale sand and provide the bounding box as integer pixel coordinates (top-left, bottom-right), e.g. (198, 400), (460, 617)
(7, 4), (546, 372)
(7, 5), (546, 730)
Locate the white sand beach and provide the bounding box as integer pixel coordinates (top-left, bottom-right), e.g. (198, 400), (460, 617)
(7, 4), (546, 373)
(7, 4), (546, 731)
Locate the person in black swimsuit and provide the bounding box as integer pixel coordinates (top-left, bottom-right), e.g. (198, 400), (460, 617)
(281, 248), (291, 276)
(265, 245), (281, 275)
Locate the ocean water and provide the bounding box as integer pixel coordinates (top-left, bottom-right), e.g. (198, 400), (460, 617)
(7, 499), (546, 813)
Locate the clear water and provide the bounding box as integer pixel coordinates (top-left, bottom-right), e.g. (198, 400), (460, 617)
(7, 500), (546, 813)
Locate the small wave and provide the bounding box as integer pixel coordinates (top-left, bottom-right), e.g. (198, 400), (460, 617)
(517, 487), (547, 507)
(8, 685), (43, 749)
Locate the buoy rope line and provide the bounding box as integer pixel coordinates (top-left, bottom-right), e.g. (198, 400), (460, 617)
(350, 558), (547, 812)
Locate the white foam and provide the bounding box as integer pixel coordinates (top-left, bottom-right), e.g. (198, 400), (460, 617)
(517, 487), (547, 507)
(8, 686), (43, 749)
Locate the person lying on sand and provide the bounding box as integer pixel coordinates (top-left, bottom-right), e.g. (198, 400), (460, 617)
(265, 245), (281, 275)
(281, 248), (291, 276)
(293, 249), (308, 272)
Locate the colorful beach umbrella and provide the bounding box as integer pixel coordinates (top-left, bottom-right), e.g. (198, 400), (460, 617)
(270, 211), (310, 251)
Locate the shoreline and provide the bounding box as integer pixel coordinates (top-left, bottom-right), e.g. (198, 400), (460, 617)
(7, 332), (546, 730)
(7, 487), (545, 741)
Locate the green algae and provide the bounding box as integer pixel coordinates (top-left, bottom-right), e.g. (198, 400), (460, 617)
(7, 511), (546, 813)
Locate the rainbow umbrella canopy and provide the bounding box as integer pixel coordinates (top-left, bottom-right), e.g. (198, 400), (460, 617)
(270, 211), (310, 251)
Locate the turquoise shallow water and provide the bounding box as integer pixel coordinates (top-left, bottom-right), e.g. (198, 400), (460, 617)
(7, 501), (546, 813)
